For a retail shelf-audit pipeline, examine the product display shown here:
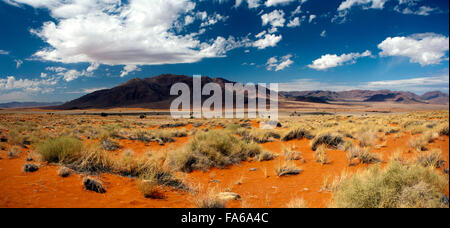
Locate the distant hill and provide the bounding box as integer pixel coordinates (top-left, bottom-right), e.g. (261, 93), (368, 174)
(56, 74), (267, 110)
(281, 90), (448, 105)
(420, 91), (450, 105)
(0, 102), (63, 109)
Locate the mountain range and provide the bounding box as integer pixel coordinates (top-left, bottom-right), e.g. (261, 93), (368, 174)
(2, 74), (447, 110)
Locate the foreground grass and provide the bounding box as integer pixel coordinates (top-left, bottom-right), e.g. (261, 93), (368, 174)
(331, 161), (448, 208)
(168, 130), (261, 172)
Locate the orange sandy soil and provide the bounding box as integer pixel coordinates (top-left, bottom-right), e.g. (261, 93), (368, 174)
(0, 129), (448, 208)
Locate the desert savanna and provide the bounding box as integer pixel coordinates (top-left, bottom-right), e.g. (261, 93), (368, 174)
(1, 0), (449, 211)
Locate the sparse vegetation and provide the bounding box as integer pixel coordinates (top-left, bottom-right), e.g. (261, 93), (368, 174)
(331, 161), (448, 208)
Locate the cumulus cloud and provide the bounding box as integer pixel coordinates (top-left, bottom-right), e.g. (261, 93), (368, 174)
(261, 10), (285, 28)
(45, 65), (91, 82)
(338, 0), (388, 11)
(0, 76), (58, 93)
(235, 0), (261, 9)
(7, 0), (247, 71)
(287, 17), (301, 27)
(120, 65), (141, 77)
(308, 50), (372, 70)
(378, 33), (449, 66)
(265, 0), (297, 7)
(266, 54), (293, 71)
(253, 33), (282, 49)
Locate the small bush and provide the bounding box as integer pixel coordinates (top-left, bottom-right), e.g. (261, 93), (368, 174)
(314, 146), (329, 165)
(137, 178), (164, 199)
(7, 146), (22, 158)
(194, 189), (226, 208)
(408, 137), (429, 152)
(255, 150), (276, 162)
(37, 137), (83, 163)
(356, 129), (377, 147)
(275, 161), (302, 177)
(331, 161), (448, 208)
(311, 132), (344, 151)
(438, 124), (449, 136)
(347, 146), (381, 165)
(415, 149), (446, 168)
(283, 148), (303, 161)
(169, 131), (261, 172)
(282, 129), (314, 141)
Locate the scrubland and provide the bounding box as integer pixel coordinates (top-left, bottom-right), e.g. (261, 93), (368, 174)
(0, 111), (448, 208)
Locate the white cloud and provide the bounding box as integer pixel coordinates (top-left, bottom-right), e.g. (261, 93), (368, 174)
(265, 0), (297, 7)
(266, 54), (293, 71)
(46, 66), (67, 73)
(338, 0), (388, 11)
(200, 13), (228, 28)
(40, 73), (47, 78)
(261, 10), (285, 28)
(292, 5), (302, 16)
(320, 30), (327, 37)
(253, 34), (282, 49)
(0, 76), (58, 92)
(395, 5), (438, 16)
(120, 65), (141, 77)
(378, 33), (449, 66)
(235, 0), (261, 9)
(7, 0), (247, 69)
(287, 17), (300, 27)
(308, 14), (316, 23)
(0, 50), (9, 55)
(86, 62), (100, 72)
(83, 87), (108, 93)
(308, 50), (372, 70)
(14, 59), (23, 69)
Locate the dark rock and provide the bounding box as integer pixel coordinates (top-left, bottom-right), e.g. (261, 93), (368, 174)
(441, 196), (449, 205)
(83, 177), (106, 193)
(23, 164), (39, 173)
(0, 136), (7, 142)
(443, 168), (449, 175)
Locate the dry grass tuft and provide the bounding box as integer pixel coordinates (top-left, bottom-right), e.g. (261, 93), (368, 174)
(310, 132), (344, 151)
(275, 161), (302, 177)
(286, 198), (309, 208)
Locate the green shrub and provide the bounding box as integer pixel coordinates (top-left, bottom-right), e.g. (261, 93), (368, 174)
(168, 130), (261, 172)
(37, 136), (83, 163)
(331, 162), (448, 208)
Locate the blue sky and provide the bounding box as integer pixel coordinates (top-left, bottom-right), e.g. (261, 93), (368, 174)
(0, 0), (449, 102)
